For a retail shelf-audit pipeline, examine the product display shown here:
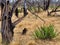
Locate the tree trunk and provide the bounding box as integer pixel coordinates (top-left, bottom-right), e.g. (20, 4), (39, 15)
(43, 0), (50, 10)
(38, 2), (40, 13)
(1, 14), (14, 45)
(1, 1), (14, 45)
(1, 0), (24, 45)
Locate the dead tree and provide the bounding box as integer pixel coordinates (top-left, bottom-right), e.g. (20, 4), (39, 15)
(23, 0), (28, 16)
(1, 0), (28, 45)
(47, 3), (60, 16)
(15, 8), (19, 17)
(43, 0), (60, 16)
(43, 0), (50, 10)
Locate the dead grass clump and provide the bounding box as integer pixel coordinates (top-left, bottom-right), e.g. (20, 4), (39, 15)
(27, 40), (36, 45)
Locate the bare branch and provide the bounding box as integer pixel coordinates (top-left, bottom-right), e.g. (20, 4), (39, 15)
(28, 8), (45, 23)
(10, 0), (21, 17)
(48, 4), (60, 15)
(13, 16), (26, 26)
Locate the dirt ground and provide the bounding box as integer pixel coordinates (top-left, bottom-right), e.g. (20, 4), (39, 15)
(0, 11), (60, 45)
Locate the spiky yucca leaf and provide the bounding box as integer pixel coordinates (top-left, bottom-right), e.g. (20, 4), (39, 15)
(33, 24), (57, 40)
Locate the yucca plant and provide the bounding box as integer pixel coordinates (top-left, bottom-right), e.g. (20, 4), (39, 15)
(33, 24), (57, 40)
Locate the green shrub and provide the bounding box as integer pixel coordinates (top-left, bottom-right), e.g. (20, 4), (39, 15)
(33, 24), (57, 40)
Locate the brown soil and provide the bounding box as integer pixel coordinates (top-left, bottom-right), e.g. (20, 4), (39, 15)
(0, 11), (60, 45)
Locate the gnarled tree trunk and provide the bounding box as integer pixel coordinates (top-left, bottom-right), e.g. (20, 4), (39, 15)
(1, 1), (14, 45)
(1, 0), (28, 45)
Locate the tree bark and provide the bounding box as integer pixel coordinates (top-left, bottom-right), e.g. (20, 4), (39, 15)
(1, 1), (14, 45)
(1, 14), (14, 45)
(43, 0), (50, 10)
(1, 0), (27, 45)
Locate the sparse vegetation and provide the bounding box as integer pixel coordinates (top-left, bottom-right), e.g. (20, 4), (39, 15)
(1, 0), (60, 45)
(33, 24), (57, 40)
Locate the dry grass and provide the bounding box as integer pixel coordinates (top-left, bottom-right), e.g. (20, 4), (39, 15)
(0, 10), (60, 45)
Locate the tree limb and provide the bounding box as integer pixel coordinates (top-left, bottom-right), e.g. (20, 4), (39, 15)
(13, 16), (26, 26)
(26, 1), (45, 23)
(48, 4), (60, 15)
(10, 0), (21, 17)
